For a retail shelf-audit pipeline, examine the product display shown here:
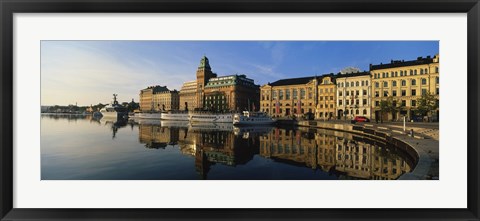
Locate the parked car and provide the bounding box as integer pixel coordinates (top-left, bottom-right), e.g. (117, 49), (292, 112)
(351, 116), (370, 123)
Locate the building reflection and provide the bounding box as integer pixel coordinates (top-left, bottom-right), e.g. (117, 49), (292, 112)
(259, 128), (413, 180)
(137, 121), (414, 180)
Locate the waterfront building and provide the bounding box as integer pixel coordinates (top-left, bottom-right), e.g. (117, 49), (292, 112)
(370, 55), (439, 121)
(260, 76), (319, 117)
(316, 75), (337, 120)
(152, 90), (180, 111)
(204, 74), (259, 112)
(335, 71), (372, 120)
(179, 55), (260, 112)
(179, 80), (197, 111)
(139, 85), (178, 112)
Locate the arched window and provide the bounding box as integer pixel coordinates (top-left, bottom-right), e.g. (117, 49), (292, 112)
(420, 69), (424, 74)
(392, 81), (397, 87)
(400, 70), (403, 76)
(361, 81), (364, 86)
(356, 81), (359, 86)
(401, 80), (406, 86)
(411, 79), (417, 85)
(363, 109), (367, 115)
(414, 70), (417, 75)
(346, 82), (349, 87)
(410, 70), (413, 75)
(421, 78), (427, 85)
(366, 81), (369, 86)
(425, 68), (428, 74)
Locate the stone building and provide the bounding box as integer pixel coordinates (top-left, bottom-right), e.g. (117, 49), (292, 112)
(335, 71), (372, 120)
(260, 76), (319, 118)
(370, 55), (439, 121)
(139, 85), (179, 112)
(316, 75), (337, 120)
(179, 55), (259, 112)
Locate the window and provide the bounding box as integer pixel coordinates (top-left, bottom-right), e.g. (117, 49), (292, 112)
(375, 101), (379, 107)
(401, 80), (406, 86)
(365, 81), (369, 86)
(285, 89), (290, 100)
(363, 109), (367, 115)
(421, 78), (427, 85)
(411, 100), (417, 107)
(339, 100), (343, 106)
(420, 69), (424, 74)
(361, 81), (365, 86)
(356, 90), (359, 96)
(339, 91), (343, 96)
(383, 81), (388, 87)
(425, 68), (428, 74)
(392, 90), (397, 97)
(400, 70), (404, 76)
(383, 91), (388, 97)
(414, 70), (417, 75)
(395, 71), (398, 77)
(435, 67), (439, 73)
(375, 82), (379, 88)
(410, 70), (413, 75)
(272, 91), (277, 100)
(363, 99), (367, 105)
(330, 96), (334, 100)
(411, 89), (416, 96)
(300, 89), (306, 99)
(401, 100), (406, 106)
(411, 79), (416, 86)
(346, 91), (350, 96)
(375, 91), (379, 97)
(346, 82), (349, 87)
(392, 81), (397, 87)
(436, 88), (439, 95)
(319, 89), (323, 93)
(436, 77), (439, 84)
(356, 81), (359, 86)
(346, 100), (349, 105)
(401, 90), (406, 96)
(279, 90), (284, 100)
(356, 99), (359, 105)
(356, 109), (359, 115)
(422, 89), (427, 95)
(363, 90), (367, 96)
(319, 96), (323, 101)
(293, 89), (298, 99)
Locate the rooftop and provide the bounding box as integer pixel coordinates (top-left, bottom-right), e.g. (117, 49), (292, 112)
(268, 76), (318, 86)
(370, 55), (438, 70)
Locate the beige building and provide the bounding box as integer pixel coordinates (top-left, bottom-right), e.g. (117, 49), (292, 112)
(260, 76), (318, 118)
(335, 72), (372, 120)
(139, 85), (179, 112)
(179, 80), (197, 111)
(316, 75), (336, 120)
(370, 55), (439, 121)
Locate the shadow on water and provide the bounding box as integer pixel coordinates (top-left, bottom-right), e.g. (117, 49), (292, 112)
(41, 114), (417, 180)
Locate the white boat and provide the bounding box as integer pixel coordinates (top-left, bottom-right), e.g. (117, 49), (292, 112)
(233, 111), (276, 125)
(189, 112), (234, 123)
(136, 112), (161, 119)
(160, 111), (189, 121)
(99, 94), (128, 120)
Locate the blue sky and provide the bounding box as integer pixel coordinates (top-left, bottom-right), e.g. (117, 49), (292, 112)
(41, 41), (438, 106)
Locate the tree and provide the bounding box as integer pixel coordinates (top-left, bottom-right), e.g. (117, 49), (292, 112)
(416, 92), (439, 122)
(379, 96), (402, 122)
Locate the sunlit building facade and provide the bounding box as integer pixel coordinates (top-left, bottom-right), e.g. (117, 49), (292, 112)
(316, 75), (337, 120)
(335, 72), (372, 120)
(370, 55), (439, 121)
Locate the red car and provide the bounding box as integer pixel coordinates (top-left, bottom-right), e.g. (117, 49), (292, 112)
(351, 116), (370, 123)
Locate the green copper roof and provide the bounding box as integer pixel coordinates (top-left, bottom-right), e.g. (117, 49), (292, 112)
(198, 55), (211, 69)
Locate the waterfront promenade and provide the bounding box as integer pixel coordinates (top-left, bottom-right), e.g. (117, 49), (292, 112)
(297, 120), (439, 180)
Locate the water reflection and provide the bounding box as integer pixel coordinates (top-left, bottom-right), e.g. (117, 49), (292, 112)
(41, 114), (415, 180)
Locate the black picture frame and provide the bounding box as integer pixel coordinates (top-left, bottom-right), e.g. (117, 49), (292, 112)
(1, 0), (479, 220)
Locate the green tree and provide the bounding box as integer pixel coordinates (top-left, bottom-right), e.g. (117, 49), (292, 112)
(416, 92), (439, 122)
(379, 96), (402, 122)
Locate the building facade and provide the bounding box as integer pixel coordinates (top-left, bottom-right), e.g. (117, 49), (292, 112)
(370, 55), (439, 121)
(139, 85), (169, 112)
(260, 76), (318, 118)
(152, 90), (180, 111)
(335, 72), (372, 120)
(179, 80), (197, 111)
(316, 75), (337, 120)
(179, 56), (259, 112)
(204, 74), (259, 112)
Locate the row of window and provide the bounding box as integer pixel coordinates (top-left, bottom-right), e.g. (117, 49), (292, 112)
(374, 77), (439, 88)
(338, 99), (368, 106)
(373, 67), (439, 79)
(337, 80), (369, 88)
(374, 99), (439, 107)
(374, 88), (439, 97)
(339, 90), (369, 97)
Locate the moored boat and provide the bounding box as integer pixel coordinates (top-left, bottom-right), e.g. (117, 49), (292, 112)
(99, 94), (128, 120)
(233, 111), (276, 125)
(160, 111), (190, 121)
(189, 111), (234, 123)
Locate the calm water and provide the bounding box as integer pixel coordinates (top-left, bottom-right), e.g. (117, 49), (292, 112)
(41, 114), (416, 180)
